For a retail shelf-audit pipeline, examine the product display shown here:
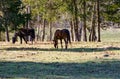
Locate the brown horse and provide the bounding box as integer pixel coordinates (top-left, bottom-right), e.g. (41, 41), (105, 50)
(53, 29), (71, 49)
(12, 28), (35, 44)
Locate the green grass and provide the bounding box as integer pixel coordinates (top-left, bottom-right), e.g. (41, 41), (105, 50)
(0, 60), (120, 79)
(101, 28), (120, 42)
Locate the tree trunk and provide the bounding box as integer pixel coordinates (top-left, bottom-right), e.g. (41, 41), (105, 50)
(89, 28), (92, 41)
(89, 3), (97, 42)
(83, 0), (87, 41)
(79, 22), (82, 41)
(73, 0), (80, 41)
(70, 19), (75, 41)
(5, 22), (10, 42)
(36, 14), (41, 41)
(26, 6), (31, 28)
(36, 25), (40, 41)
(42, 19), (46, 41)
(0, 31), (1, 41)
(97, 0), (101, 42)
(49, 21), (52, 41)
(25, 6), (31, 41)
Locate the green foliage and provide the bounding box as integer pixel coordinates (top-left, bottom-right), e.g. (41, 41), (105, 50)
(102, 0), (120, 23)
(0, 0), (31, 31)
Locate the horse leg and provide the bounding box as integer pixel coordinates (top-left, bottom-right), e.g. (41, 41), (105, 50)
(31, 38), (33, 44)
(30, 37), (33, 44)
(31, 37), (34, 44)
(64, 39), (68, 49)
(20, 37), (22, 44)
(32, 40), (33, 44)
(60, 39), (63, 48)
(23, 36), (27, 44)
(56, 40), (58, 48)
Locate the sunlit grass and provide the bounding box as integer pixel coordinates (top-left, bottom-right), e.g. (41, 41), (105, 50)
(101, 28), (120, 42)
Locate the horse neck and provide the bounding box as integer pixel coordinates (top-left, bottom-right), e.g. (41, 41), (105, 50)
(54, 36), (58, 40)
(14, 32), (19, 38)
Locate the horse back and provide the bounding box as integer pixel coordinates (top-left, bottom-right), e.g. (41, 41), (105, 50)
(54, 29), (71, 43)
(61, 29), (71, 43)
(17, 28), (35, 41)
(17, 28), (27, 36)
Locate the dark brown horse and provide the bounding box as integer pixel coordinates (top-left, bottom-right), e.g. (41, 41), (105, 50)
(53, 29), (71, 49)
(12, 28), (35, 44)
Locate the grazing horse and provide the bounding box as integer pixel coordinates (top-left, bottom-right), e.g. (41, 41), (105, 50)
(53, 29), (71, 49)
(12, 28), (35, 44)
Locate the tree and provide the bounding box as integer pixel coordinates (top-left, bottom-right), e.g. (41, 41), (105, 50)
(101, 0), (120, 27)
(88, 0), (97, 42)
(0, 0), (27, 42)
(21, 0), (119, 42)
(97, 0), (101, 42)
(83, 0), (87, 41)
(0, 0), (11, 42)
(62, 0), (80, 41)
(0, 16), (5, 41)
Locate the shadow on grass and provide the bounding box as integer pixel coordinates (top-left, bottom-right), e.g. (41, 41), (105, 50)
(0, 60), (120, 79)
(3, 46), (120, 52)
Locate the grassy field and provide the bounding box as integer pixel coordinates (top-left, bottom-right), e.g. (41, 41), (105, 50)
(0, 28), (120, 79)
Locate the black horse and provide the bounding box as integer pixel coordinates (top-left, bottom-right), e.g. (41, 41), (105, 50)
(53, 29), (71, 49)
(12, 28), (35, 44)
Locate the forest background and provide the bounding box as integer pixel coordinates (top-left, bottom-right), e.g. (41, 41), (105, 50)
(0, 0), (120, 42)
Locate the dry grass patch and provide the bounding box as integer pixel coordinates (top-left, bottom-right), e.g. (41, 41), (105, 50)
(0, 41), (120, 79)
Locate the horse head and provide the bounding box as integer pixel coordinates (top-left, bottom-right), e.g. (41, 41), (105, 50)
(12, 32), (18, 44)
(53, 39), (58, 48)
(12, 36), (17, 44)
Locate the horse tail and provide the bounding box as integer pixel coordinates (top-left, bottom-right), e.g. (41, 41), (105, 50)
(32, 29), (35, 39)
(66, 30), (73, 48)
(67, 30), (71, 44)
(30, 29), (35, 40)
